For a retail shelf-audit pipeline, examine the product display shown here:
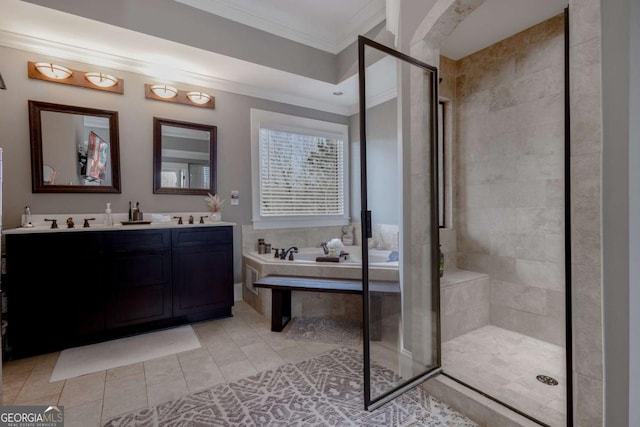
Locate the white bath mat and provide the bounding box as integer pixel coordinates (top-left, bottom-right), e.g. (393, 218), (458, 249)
(50, 325), (200, 382)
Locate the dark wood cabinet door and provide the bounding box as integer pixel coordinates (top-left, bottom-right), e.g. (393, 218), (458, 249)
(6, 232), (105, 356)
(63, 232), (105, 339)
(172, 244), (232, 317)
(172, 227), (233, 318)
(6, 233), (67, 356)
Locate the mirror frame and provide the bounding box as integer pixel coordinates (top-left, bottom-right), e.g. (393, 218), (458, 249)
(28, 100), (121, 193)
(153, 117), (217, 195)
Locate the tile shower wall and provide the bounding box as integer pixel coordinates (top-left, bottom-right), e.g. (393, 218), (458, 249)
(569, 0), (604, 424)
(453, 15), (566, 346)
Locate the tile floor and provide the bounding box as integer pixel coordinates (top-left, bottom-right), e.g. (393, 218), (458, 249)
(1, 302), (351, 426)
(2, 302), (566, 427)
(442, 325), (566, 427)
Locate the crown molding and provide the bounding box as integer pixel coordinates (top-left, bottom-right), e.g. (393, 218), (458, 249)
(0, 30), (351, 116)
(345, 86), (397, 116)
(336, 1), (387, 53)
(175, 0), (385, 54)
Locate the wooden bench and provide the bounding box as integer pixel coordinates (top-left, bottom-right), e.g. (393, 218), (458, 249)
(253, 275), (400, 341)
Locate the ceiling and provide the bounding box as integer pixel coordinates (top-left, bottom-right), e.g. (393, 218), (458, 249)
(440, 0), (567, 60)
(174, 0), (386, 54)
(0, 0), (567, 116)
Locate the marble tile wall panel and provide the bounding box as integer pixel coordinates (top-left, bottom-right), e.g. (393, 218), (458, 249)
(453, 14), (567, 346)
(567, 0), (604, 422)
(441, 275), (490, 341)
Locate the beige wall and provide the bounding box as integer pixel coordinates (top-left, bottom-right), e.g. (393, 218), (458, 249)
(451, 15), (566, 346)
(0, 46), (348, 282)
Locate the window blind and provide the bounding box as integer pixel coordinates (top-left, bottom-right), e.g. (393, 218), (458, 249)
(259, 128), (344, 216)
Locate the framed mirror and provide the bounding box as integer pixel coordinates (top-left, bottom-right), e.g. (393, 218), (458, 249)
(153, 117), (217, 195)
(28, 100), (121, 193)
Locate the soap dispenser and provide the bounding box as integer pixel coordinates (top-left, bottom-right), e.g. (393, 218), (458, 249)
(22, 206), (33, 228)
(104, 202), (114, 226)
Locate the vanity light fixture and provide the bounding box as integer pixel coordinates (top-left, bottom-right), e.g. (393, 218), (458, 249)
(28, 61), (124, 94)
(186, 91), (211, 105)
(34, 62), (73, 79)
(85, 72), (118, 88)
(145, 84), (215, 109)
(150, 84), (178, 99)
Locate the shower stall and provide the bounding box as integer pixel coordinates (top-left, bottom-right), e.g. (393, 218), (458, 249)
(357, 9), (570, 427)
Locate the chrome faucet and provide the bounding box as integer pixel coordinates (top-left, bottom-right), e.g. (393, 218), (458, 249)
(280, 246), (298, 260)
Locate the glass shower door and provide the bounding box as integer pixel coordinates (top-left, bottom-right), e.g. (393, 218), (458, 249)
(358, 36), (441, 410)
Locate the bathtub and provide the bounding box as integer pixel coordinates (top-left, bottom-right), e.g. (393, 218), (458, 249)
(260, 246), (397, 266)
(242, 245), (400, 321)
(243, 246), (399, 274)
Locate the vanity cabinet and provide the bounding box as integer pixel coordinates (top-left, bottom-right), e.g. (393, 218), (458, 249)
(4, 224), (233, 359)
(172, 227), (233, 319)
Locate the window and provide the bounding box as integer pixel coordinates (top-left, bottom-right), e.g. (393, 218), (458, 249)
(250, 109), (349, 229)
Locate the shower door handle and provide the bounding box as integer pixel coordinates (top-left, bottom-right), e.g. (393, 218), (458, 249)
(365, 210), (372, 238)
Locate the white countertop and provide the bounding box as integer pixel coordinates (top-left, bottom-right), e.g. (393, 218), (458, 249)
(4, 211), (235, 234)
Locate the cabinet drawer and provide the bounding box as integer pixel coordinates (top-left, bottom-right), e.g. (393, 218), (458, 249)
(172, 226), (232, 247)
(106, 251), (171, 286)
(104, 229), (170, 252)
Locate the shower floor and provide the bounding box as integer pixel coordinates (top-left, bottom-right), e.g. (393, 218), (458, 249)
(442, 325), (566, 427)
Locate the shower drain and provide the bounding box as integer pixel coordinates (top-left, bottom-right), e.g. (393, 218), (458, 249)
(536, 375), (559, 386)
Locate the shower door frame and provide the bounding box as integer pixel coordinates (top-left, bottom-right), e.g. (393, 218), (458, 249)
(358, 35), (442, 411)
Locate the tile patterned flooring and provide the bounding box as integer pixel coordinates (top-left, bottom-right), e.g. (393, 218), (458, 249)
(2, 302), (352, 426)
(442, 325), (566, 427)
(2, 302), (565, 426)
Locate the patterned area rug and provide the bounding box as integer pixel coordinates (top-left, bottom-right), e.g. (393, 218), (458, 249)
(283, 317), (362, 346)
(104, 347), (478, 426)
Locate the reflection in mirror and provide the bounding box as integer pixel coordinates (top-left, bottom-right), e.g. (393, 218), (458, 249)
(153, 117), (217, 195)
(42, 164), (56, 184)
(28, 100), (121, 193)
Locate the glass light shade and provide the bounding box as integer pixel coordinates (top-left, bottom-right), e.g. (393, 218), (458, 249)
(150, 84), (178, 99)
(35, 62), (72, 79)
(85, 72), (118, 88)
(186, 91), (211, 105)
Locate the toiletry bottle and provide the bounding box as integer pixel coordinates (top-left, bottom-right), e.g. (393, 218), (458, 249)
(136, 202), (143, 221)
(258, 238), (265, 254)
(23, 206), (33, 227)
(104, 202), (113, 226)
(132, 203), (139, 221)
